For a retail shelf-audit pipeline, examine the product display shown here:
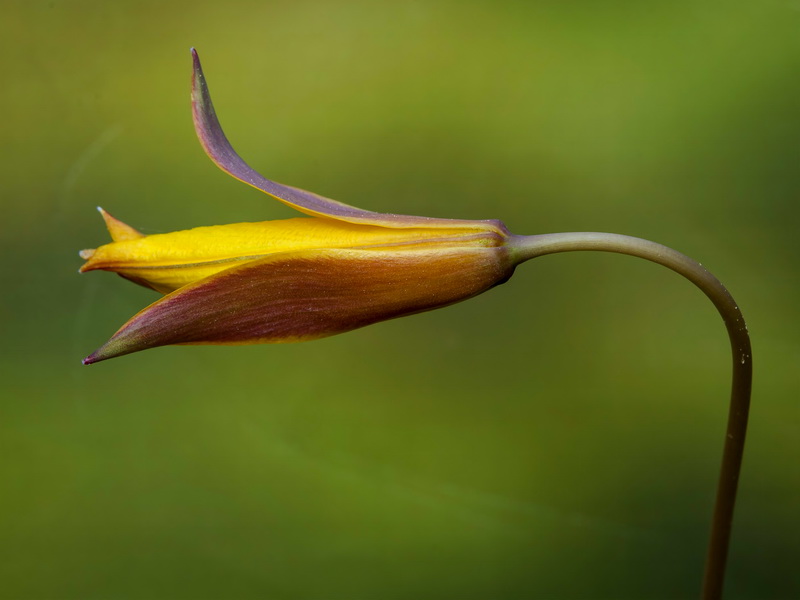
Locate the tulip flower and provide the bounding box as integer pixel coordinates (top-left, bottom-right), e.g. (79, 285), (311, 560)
(80, 49), (751, 600)
(80, 50), (519, 364)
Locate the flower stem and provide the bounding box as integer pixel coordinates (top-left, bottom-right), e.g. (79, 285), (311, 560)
(509, 232), (752, 600)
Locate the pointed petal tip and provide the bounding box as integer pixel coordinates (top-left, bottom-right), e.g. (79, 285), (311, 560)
(82, 326), (150, 364)
(82, 347), (107, 365)
(82, 339), (125, 365)
(97, 207), (144, 241)
(191, 48), (204, 82)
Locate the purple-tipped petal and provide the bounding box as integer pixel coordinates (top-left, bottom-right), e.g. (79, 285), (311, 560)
(190, 48), (502, 231)
(83, 245), (514, 363)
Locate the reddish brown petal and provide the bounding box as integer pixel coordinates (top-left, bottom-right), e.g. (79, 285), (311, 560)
(83, 246), (514, 364)
(190, 48), (506, 233)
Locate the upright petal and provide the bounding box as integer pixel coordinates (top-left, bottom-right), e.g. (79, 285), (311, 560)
(83, 245), (514, 364)
(190, 48), (506, 233)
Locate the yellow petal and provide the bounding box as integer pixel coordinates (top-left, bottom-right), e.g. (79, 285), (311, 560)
(80, 216), (505, 293)
(98, 207), (144, 241)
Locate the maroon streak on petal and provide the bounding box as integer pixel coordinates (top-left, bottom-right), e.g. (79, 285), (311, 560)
(83, 245), (514, 364)
(189, 48), (504, 232)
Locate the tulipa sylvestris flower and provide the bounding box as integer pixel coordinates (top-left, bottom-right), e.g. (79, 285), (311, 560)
(79, 49), (519, 364)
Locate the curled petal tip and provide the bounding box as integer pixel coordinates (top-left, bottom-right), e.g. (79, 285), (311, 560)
(191, 49), (202, 79)
(188, 50), (459, 228)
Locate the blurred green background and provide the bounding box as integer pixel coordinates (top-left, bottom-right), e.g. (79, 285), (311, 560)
(1, 0), (798, 598)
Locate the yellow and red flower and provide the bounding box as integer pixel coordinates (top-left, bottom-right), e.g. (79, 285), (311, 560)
(80, 50), (519, 364)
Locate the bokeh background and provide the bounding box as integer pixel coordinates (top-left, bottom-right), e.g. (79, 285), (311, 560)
(1, 1), (798, 598)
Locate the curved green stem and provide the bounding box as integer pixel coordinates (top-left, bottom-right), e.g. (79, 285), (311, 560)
(509, 232), (752, 600)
